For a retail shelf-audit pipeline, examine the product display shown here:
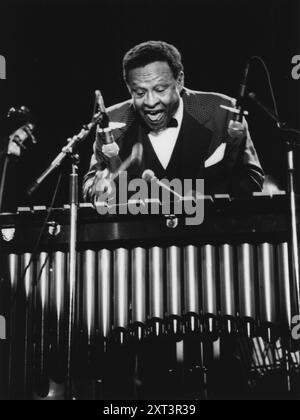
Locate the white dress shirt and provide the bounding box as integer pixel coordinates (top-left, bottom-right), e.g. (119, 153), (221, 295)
(148, 98), (184, 170)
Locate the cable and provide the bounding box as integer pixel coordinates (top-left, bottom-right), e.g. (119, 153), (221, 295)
(248, 55), (280, 123)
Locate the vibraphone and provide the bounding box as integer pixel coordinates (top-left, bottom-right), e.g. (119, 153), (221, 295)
(0, 192), (299, 400)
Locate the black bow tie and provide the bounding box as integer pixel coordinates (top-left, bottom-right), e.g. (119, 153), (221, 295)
(167, 117), (178, 128)
(142, 116), (178, 134)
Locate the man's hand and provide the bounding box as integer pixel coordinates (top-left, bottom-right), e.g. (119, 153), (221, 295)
(101, 142), (120, 158)
(92, 168), (115, 203)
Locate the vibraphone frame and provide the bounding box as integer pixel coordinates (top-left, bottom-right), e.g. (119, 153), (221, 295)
(0, 192), (299, 400)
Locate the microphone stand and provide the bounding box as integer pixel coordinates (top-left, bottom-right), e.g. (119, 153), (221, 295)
(28, 112), (101, 400)
(249, 93), (300, 393)
(0, 154), (10, 213)
(67, 152), (79, 401)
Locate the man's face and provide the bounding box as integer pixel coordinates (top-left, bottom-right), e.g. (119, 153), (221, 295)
(126, 61), (184, 132)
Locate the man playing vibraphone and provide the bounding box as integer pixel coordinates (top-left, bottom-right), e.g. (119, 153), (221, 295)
(81, 40), (266, 399)
(83, 40), (264, 202)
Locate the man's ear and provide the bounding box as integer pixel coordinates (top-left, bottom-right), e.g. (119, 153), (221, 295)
(177, 71), (185, 91)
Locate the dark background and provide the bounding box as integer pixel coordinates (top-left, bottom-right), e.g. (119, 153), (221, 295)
(0, 0), (299, 207)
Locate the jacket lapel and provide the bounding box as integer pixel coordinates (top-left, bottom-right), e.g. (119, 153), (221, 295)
(180, 109), (213, 179)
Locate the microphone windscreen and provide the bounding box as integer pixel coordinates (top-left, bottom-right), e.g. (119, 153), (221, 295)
(95, 90), (110, 129)
(142, 169), (155, 183)
(95, 90), (106, 113)
(228, 119), (246, 139)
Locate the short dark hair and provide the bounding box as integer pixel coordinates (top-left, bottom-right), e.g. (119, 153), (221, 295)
(123, 40), (184, 82)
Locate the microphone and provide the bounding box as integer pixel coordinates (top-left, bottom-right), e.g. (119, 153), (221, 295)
(95, 90), (115, 145)
(8, 123), (36, 153)
(6, 105), (36, 155)
(236, 61), (250, 123)
(142, 169), (183, 200)
(95, 89), (122, 171)
(226, 62), (250, 139)
(7, 105), (30, 119)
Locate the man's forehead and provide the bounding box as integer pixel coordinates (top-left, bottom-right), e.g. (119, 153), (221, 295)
(128, 61), (174, 85)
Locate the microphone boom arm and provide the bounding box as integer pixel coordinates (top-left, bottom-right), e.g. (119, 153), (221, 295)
(249, 92), (300, 139)
(27, 113), (101, 195)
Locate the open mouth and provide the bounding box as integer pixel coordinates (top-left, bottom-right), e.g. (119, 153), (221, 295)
(144, 110), (165, 124)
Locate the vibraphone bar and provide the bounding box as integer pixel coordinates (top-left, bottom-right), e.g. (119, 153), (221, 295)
(0, 192), (299, 400)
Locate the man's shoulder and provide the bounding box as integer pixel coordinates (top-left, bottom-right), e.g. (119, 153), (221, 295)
(182, 88), (236, 124)
(107, 99), (134, 122)
(183, 88), (235, 107)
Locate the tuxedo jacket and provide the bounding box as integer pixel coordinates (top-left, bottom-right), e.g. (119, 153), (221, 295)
(83, 88), (264, 201)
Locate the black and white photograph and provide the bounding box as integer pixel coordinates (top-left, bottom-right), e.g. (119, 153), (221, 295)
(0, 0), (300, 403)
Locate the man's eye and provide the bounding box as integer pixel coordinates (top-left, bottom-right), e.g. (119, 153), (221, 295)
(134, 90), (145, 97)
(156, 87), (167, 93)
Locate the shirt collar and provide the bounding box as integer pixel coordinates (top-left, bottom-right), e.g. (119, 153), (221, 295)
(173, 96), (184, 127)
